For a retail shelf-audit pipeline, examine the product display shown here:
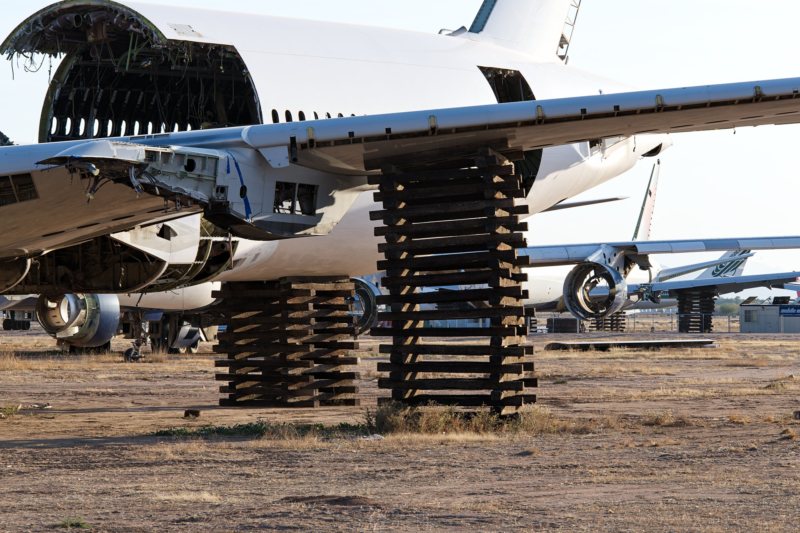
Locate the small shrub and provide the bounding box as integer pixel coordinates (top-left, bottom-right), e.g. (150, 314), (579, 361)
(0, 405), (19, 419)
(642, 410), (690, 427)
(58, 517), (90, 529)
(728, 414), (751, 425)
(364, 402), (610, 436)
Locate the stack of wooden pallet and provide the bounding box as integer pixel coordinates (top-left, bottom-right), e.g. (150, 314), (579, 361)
(370, 157), (537, 416)
(214, 278), (360, 407)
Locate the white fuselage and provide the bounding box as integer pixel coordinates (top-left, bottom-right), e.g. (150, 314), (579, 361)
(193, 17), (663, 282)
(9, 4), (668, 309)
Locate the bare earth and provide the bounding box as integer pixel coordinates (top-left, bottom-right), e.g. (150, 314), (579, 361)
(1, 326), (799, 532)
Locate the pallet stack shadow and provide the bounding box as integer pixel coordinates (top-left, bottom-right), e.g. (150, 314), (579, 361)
(214, 279), (360, 407)
(370, 157), (537, 416)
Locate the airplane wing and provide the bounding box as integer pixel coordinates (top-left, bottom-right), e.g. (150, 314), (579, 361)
(4, 77), (800, 252)
(629, 271), (800, 298)
(0, 295), (36, 312)
(520, 236), (800, 268)
(241, 77), (800, 174)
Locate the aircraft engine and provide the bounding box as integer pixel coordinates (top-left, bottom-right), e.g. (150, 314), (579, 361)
(35, 293), (120, 348)
(562, 263), (628, 320)
(351, 278), (382, 334)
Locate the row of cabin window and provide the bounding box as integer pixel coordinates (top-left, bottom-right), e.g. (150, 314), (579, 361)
(271, 110), (354, 124)
(50, 110), (357, 138)
(50, 117), (195, 138)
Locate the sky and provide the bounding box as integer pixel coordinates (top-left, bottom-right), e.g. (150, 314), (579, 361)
(1, 0), (800, 296)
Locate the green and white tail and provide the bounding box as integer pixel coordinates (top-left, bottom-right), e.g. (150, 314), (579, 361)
(698, 250), (751, 279)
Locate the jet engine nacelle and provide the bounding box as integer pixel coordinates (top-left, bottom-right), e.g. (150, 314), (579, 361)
(351, 278), (382, 334)
(562, 262), (628, 321)
(36, 293), (120, 348)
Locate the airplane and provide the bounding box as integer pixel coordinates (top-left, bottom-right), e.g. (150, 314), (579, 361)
(526, 162), (800, 323)
(2, 0), (800, 358)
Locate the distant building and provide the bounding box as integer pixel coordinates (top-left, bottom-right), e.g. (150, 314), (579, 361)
(740, 302), (800, 333)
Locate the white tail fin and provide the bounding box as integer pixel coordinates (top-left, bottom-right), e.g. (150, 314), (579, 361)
(698, 250), (752, 279)
(468, 0), (580, 60)
(632, 160), (661, 241)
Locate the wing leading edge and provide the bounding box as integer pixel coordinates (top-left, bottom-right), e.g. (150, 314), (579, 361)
(3, 76), (800, 256)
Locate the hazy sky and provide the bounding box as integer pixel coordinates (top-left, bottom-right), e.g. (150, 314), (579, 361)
(2, 0), (800, 295)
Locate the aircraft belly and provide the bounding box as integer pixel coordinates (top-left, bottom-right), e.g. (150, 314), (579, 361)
(117, 282), (219, 311)
(219, 192), (380, 281)
(0, 167), (199, 258)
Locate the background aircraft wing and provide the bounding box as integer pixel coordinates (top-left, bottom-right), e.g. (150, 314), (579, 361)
(521, 237), (800, 267)
(629, 271), (800, 297)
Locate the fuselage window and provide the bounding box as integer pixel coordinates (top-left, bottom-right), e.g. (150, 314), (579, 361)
(271, 109), (280, 124)
(298, 111), (306, 121)
(313, 112), (319, 120)
(285, 110), (293, 123)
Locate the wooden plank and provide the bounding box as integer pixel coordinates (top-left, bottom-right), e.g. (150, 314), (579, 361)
(378, 232), (526, 253)
(378, 307), (525, 322)
(371, 326), (527, 338)
(374, 181), (526, 202)
(377, 394), (536, 408)
(377, 361), (532, 374)
(377, 250), (528, 272)
(378, 378), (528, 391)
(368, 165), (515, 186)
(376, 286), (526, 305)
(375, 218), (526, 239)
(379, 344), (533, 357)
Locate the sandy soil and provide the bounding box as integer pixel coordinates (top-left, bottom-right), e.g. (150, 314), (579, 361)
(1, 327), (799, 532)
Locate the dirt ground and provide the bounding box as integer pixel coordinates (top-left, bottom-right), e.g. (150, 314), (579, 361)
(1, 326), (799, 532)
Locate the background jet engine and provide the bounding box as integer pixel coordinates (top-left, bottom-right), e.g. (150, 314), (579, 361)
(562, 262), (628, 320)
(350, 278), (382, 334)
(35, 293), (120, 349)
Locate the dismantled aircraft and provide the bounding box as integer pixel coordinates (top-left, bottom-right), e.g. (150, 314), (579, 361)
(3, 0), (800, 410)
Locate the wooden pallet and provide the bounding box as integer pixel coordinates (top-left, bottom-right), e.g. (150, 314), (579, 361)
(588, 311), (627, 332)
(214, 278), (360, 407)
(370, 154), (536, 416)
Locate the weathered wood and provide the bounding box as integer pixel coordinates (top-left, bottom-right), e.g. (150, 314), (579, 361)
(377, 361), (534, 374)
(215, 278), (361, 408)
(372, 160), (536, 415)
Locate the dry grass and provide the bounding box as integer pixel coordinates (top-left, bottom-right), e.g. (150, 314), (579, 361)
(642, 410), (693, 427)
(728, 414), (752, 425)
(152, 491), (223, 504)
(0, 404), (20, 419)
(593, 385), (784, 401)
(366, 402), (619, 436)
(0, 352), (119, 371)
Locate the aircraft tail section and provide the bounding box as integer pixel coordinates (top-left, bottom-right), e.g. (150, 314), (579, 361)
(698, 250), (752, 279)
(632, 160), (661, 241)
(468, 0), (580, 61)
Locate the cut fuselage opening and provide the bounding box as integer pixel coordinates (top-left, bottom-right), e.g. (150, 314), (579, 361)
(1, 2), (263, 143)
